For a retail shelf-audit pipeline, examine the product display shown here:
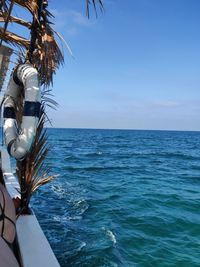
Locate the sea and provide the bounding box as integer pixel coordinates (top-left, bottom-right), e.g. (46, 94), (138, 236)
(31, 128), (200, 267)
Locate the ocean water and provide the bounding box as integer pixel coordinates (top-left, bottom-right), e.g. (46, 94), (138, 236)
(31, 128), (200, 267)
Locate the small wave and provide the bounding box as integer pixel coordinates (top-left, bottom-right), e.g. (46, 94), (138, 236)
(102, 227), (117, 245)
(74, 198), (87, 206)
(53, 215), (83, 222)
(51, 183), (72, 197)
(191, 165), (200, 171)
(64, 155), (79, 160)
(52, 198), (89, 222)
(72, 199), (89, 214)
(68, 215), (83, 221)
(62, 198), (89, 220)
(77, 206), (89, 216)
(64, 239), (86, 256)
(143, 152), (200, 161)
(107, 230), (117, 244)
(53, 215), (61, 222)
(51, 184), (66, 195)
(77, 241), (86, 251)
(83, 151), (103, 157)
(64, 166), (130, 171)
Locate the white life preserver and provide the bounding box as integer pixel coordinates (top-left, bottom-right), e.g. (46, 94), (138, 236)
(3, 64), (41, 160)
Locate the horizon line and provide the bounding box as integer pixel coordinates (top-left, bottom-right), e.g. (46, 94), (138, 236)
(46, 127), (200, 133)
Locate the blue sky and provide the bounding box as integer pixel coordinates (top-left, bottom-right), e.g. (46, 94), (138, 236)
(15, 1), (200, 130)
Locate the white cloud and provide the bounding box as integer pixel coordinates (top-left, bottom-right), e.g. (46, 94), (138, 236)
(69, 10), (93, 27)
(50, 8), (96, 36)
(148, 101), (182, 109)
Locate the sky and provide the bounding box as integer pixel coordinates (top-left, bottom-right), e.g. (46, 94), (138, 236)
(8, 0), (200, 130)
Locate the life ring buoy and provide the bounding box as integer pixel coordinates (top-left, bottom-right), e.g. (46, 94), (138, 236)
(3, 64), (41, 160)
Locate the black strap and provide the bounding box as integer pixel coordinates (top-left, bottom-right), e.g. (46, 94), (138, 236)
(7, 140), (15, 156)
(13, 66), (23, 86)
(23, 101), (41, 117)
(3, 107), (16, 119)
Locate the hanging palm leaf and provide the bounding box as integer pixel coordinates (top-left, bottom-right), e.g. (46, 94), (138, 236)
(86, 0), (104, 17)
(11, 0), (38, 17)
(16, 104), (55, 214)
(31, 20), (64, 87)
(0, 27), (30, 48)
(0, 14), (31, 28)
(0, 0), (64, 86)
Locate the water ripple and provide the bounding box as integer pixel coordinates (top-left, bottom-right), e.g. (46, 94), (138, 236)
(32, 129), (200, 267)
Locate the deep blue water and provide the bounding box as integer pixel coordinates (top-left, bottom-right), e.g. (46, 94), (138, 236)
(31, 128), (200, 267)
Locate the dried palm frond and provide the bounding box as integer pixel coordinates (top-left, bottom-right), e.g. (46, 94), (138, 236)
(31, 21), (64, 87)
(16, 104), (55, 214)
(12, 0), (38, 17)
(0, 0), (64, 87)
(0, 0), (9, 15)
(0, 13), (31, 28)
(0, 27), (30, 48)
(0, 0), (14, 46)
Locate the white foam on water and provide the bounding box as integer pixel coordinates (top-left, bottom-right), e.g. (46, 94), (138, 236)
(73, 199), (89, 215)
(53, 215), (61, 222)
(65, 239), (86, 256)
(74, 198), (87, 206)
(77, 241), (86, 252)
(51, 184), (66, 195)
(68, 215), (82, 221)
(76, 199), (84, 205)
(53, 215), (82, 222)
(106, 229), (117, 245)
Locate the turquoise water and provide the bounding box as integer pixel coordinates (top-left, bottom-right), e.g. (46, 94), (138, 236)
(32, 129), (200, 267)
